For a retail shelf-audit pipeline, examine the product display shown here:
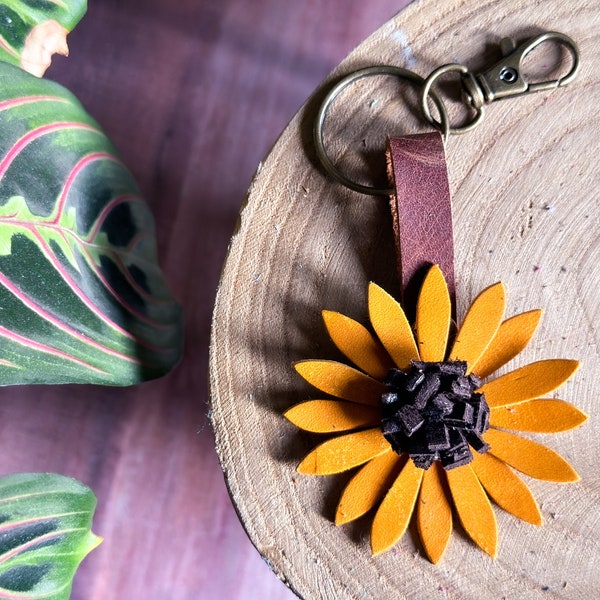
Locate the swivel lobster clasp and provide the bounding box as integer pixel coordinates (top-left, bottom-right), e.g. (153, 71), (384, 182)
(420, 31), (580, 134)
(314, 30), (581, 194)
(462, 31), (581, 109)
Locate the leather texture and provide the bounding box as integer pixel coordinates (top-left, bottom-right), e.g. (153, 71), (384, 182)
(387, 132), (456, 319)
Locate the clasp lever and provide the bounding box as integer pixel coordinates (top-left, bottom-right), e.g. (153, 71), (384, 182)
(463, 31), (580, 109)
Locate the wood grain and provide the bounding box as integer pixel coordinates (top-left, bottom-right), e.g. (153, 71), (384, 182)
(210, 0), (600, 598)
(0, 1), (402, 598)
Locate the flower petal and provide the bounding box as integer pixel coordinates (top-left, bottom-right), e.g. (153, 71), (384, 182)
(472, 310), (542, 378)
(446, 464), (497, 557)
(490, 399), (588, 433)
(485, 428), (579, 482)
(417, 462), (453, 563)
(478, 359), (580, 408)
(335, 449), (400, 525)
(322, 310), (394, 379)
(449, 282), (505, 373)
(297, 428), (390, 475)
(371, 459), (423, 555)
(285, 400), (380, 433)
(416, 265), (451, 362)
(471, 452), (542, 525)
(294, 360), (386, 406)
(368, 282), (419, 369)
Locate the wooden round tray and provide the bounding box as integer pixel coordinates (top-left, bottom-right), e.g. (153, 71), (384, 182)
(209, 1), (600, 597)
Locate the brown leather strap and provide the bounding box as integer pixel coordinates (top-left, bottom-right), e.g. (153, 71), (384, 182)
(386, 132), (455, 319)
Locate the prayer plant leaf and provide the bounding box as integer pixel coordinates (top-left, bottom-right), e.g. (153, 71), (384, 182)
(0, 473), (100, 600)
(0, 62), (183, 385)
(0, 0), (87, 76)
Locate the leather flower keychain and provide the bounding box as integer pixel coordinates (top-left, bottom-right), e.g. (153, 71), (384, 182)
(285, 32), (587, 563)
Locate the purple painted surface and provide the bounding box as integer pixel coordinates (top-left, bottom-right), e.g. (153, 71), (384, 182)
(0, 2), (410, 598)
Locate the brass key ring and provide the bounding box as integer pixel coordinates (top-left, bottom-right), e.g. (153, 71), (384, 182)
(314, 32), (580, 196)
(313, 65), (450, 196)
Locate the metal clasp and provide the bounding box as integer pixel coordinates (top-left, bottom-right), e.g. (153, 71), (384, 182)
(314, 31), (581, 194)
(421, 31), (580, 134)
(463, 31), (580, 108)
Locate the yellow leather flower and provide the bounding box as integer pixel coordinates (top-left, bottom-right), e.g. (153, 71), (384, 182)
(286, 265), (586, 563)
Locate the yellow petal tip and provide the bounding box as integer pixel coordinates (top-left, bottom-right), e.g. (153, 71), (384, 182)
(567, 470), (581, 483)
(370, 541), (387, 557)
(334, 514), (346, 526)
(292, 360), (304, 373)
(297, 456), (316, 475)
(321, 309), (337, 325)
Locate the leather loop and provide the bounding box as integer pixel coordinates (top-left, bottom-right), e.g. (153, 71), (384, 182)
(386, 133), (456, 319)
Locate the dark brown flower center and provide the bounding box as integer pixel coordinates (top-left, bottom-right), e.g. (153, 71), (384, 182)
(380, 360), (490, 470)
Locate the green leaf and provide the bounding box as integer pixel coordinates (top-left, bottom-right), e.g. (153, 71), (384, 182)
(0, 62), (183, 385)
(0, 473), (100, 599)
(0, 0), (87, 76)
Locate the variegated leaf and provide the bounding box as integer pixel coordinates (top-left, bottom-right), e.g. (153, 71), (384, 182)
(0, 62), (183, 385)
(0, 0), (87, 76)
(0, 473), (100, 600)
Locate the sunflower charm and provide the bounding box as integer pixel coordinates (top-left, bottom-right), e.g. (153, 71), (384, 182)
(285, 265), (587, 563)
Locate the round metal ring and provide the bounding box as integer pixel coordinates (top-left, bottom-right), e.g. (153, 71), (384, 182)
(420, 63), (485, 135)
(313, 65), (450, 196)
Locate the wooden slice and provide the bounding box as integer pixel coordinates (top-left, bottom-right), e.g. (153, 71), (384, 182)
(209, 1), (600, 597)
